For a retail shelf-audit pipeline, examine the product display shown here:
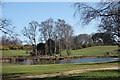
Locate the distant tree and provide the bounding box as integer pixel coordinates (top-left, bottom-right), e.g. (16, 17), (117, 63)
(78, 34), (93, 44)
(71, 34), (93, 49)
(0, 35), (22, 46)
(92, 32), (116, 45)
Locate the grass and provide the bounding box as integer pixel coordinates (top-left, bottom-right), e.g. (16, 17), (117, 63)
(62, 46), (119, 56)
(42, 69), (120, 80)
(1, 50), (30, 57)
(2, 60), (119, 78)
(1, 46), (119, 57)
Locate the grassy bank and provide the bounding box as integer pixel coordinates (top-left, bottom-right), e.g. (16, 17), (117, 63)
(2, 60), (119, 78)
(62, 46), (119, 56)
(2, 46), (119, 57)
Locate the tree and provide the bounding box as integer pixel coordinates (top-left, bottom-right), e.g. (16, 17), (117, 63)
(55, 19), (73, 56)
(74, 1), (120, 44)
(22, 21), (39, 56)
(55, 19), (66, 55)
(64, 24), (73, 56)
(0, 35), (22, 46)
(46, 18), (54, 55)
(92, 32), (116, 45)
(0, 18), (17, 38)
(39, 20), (49, 55)
(37, 43), (45, 55)
(46, 39), (55, 56)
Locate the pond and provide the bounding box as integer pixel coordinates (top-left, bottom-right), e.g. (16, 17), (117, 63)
(18, 57), (119, 65)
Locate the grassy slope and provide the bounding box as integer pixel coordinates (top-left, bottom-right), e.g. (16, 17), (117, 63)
(62, 46), (119, 56)
(2, 61), (119, 78)
(2, 50), (30, 57)
(1, 46), (119, 57)
(43, 69), (120, 80)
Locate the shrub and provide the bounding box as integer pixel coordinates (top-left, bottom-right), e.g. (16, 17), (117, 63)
(82, 44), (88, 48)
(2, 46), (10, 50)
(88, 43), (95, 47)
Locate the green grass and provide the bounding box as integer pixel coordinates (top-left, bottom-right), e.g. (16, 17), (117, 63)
(1, 46), (119, 57)
(2, 60), (119, 78)
(62, 46), (119, 56)
(43, 69), (120, 80)
(1, 50), (30, 57)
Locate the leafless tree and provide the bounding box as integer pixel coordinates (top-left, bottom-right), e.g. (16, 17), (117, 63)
(46, 18), (54, 55)
(39, 21), (48, 55)
(64, 24), (73, 56)
(74, 1), (120, 43)
(0, 18), (16, 38)
(55, 19), (73, 56)
(22, 21), (39, 56)
(53, 26), (58, 55)
(55, 19), (65, 55)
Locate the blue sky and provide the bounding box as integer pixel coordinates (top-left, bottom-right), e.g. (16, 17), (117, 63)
(2, 2), (99, 36)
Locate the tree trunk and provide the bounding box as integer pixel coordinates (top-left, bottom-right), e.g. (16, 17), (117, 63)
(66, 42), (71, 56)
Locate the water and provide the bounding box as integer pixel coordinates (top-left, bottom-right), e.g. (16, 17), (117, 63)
(18, 57), (119, 65)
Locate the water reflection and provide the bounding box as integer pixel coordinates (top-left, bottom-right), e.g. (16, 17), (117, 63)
(18, 57), (118, 65)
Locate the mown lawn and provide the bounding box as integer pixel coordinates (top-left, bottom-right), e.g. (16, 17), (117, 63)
(1, 46), (119, 57)
(2, 60), (119, 78)
(62, 46), (119, 56)
(43, 69), (120, 80)
(2, 50), (30, 57)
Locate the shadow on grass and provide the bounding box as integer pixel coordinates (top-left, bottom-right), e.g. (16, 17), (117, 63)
(30, 69), (120, 80)
(20, 76), (120, 80)
(75, 60), (120, 65)
(2, 69), (120, 80)
(2, 73), (25, 78)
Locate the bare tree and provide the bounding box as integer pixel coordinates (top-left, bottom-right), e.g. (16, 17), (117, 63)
(22, 21), (39, 56)
(64, 24), (73, 56)
(55, 19), (65, 55)
(55, 19), (73, 56)
(74, 1), (120, 43)
(39, 21), (48, 55)
(46, 18), (54, 55)
(53, 26), (58, 55)
(0, 18), (16, 38)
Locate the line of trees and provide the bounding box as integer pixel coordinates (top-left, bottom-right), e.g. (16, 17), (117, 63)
(22, 18), (73, 56)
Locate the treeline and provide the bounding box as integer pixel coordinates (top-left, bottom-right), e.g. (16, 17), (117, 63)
(22, 18), (73, 56)
(1, 18), (118, 56)
(0, 35), (22, 46)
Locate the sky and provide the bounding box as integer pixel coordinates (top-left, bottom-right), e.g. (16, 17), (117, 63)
(2, 2), (100, 37)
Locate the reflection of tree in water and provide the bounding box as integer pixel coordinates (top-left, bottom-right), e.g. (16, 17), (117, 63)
(33, 59), (61, 64)
(66, 58), (72, 63)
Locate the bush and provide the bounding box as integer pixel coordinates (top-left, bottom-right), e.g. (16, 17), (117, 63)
(88, 43), (95, 47)
(82, 44), (88, 48)
(72, 46), (83, 50)
(2, 46), (10, 50)
(95, 43), (100, 46)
